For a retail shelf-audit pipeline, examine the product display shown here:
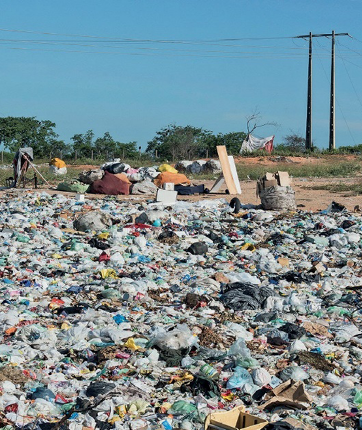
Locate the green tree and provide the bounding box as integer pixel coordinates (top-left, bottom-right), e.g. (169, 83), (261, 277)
(94, 132), (117, 159)
(204, 131), (247, 157)
(71, 130), (94, 158)
(0, 116), (62, 157)
(48, 139), (70, 158)
(117, 141), (139, 159)
(277, 133), (307, 153)
(146, 124), (212, 161)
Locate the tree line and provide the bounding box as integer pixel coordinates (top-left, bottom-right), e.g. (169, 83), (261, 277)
(0, 116), (314, 162)
(0, 116), (251, 161)
(0, 117), (139, 160)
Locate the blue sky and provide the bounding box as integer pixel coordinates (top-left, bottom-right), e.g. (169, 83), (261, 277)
(1, 0), (362, 150)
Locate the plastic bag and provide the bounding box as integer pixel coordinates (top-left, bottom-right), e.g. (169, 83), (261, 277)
(226, 366), (253, 389)
(279, 366), (309, 382)
(252, 368), (272, 387)
(327, 395), (349, 411)
(148, 324), (198, 350)
(227, 338), (251, 358)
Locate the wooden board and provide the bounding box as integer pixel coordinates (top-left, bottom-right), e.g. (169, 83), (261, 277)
(228, 155), (242, 194)
(216, 146), (238, 195)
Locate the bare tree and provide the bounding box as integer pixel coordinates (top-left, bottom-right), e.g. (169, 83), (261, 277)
(246, 111), (278, 135)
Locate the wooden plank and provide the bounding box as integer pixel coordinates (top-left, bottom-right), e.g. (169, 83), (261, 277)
(228, 155), (242, 194)
(216, 146), (237, 195)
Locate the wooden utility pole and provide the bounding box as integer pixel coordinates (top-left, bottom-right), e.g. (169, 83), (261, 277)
(306, 32), (312, 151)
(329, 30), (336, 151)
(295, 32), (350, 151)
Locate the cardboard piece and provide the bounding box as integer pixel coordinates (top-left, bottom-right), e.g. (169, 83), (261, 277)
(260, 380), (312, 411)
(205, 405), (268, 430)
(156, 189), (178, 204)
(284, 417), (318, 430)
(258, 171), (291, 192)
(278, 171), (291, 187)
(277, 257), (289, 267)
(302, 321), (332, 339)
(264, 179), (278, 188)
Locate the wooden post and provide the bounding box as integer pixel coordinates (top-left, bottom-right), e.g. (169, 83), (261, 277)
(329, 30), (336, 151)
(306, 32), (312, 151)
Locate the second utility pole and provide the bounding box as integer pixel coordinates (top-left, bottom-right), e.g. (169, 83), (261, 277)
(295, 31), (350, 151)
(329, 30), (336, 151)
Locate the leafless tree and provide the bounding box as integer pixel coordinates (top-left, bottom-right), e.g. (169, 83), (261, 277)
(246, 111), (278, 135)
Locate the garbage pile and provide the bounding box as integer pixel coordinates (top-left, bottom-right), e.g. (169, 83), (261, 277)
(175, 160), (221, 175)
(58, 161), (206, 196)
(49, 159), (67, 176)
(1, 192), (362, 429)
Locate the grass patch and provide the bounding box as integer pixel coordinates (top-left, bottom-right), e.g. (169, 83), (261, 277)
(305, 182), (362, 196)
(0, 166), (83, 187)
(2, 158), (362, 188)
(236, 161), (362, 180)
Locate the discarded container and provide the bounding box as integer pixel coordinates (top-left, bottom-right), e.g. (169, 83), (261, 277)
(205, 405), (268, 430)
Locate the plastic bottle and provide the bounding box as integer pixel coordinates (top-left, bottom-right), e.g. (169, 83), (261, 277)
(200, 363), (219, 379)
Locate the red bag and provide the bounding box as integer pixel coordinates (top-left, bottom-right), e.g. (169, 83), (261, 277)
(90, 171), (130, 195)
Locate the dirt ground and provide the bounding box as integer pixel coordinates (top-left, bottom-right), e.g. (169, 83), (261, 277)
(3, 157), (362, 212)
(3, 176), (361, 213)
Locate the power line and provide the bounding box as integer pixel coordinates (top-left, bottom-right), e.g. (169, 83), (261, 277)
(338, 56), (362, 70)
(315, 49), (356, 146)
(0, 38), (314, 56)
(337, 44), (362, 112)
(0, 27), (295, 43)
(0, 45), (314, 59)
(0, 37), (311, 51)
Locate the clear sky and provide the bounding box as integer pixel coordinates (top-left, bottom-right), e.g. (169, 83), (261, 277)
(1, 0), (362, 150)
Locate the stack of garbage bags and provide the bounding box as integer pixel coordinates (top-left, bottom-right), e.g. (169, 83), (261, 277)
(60, 161), (198, 196)
(49, 158), (67, 176)
(1, 192), (362, 429)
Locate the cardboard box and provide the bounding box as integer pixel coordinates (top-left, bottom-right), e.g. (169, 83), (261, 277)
(260, 380), (312, 411)
(205, 406), (268, 430)
(258, 171), (291, 191)
(277, 171), (291, 187)
(264, 179), (278, 188)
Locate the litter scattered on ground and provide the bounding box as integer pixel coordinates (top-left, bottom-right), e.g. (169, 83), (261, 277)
(1, 191), (362, 429)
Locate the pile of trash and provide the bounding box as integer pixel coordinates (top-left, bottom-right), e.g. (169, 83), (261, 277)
(1, 192), (362, 429)
(49, 158), (67, 176)
(58, 161), (205, 196)
(175, 160), (221, 175)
